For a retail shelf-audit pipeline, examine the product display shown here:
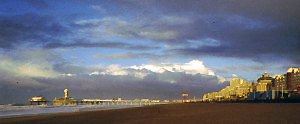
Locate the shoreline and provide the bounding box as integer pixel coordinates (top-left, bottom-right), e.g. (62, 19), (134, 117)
(0, 105), (142, 119)
(0, 104), (143, 119)
(1, 103), (300, 124)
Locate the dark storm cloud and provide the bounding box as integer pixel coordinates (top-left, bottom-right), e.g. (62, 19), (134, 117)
(44, 41), (160, 50)
(24, 0), (49, 9)
(53, 64), (94, 75)
(0, 13), (68, 49)
(119, 0), (300, 19)
(94, 52), (199, 61)
(0, 13), (160, 50)
(214, 64), (279, 74)
(107, 0), (300, 63)
(0, 0), (49, 9)
(2, 0), (300, 63)
(95, 53), (167, 60)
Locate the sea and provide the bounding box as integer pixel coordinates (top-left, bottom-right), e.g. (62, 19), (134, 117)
(0, 104), (141, 118)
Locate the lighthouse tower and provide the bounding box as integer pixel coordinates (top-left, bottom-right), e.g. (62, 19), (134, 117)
(64, 89), (69, 98)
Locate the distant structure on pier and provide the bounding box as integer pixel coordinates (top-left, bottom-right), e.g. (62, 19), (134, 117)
(53, 89), (77, 106)
(182, 92), (189, 102)
(29, 96), (47, 105)
(64, 88), (69, 98)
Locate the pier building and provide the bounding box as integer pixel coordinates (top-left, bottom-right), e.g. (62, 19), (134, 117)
(52, 89), (77, 106)
(29, 96), (47, 105)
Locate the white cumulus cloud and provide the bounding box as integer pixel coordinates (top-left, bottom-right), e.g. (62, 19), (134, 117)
(89, 60), (225, 82)
(130, 60), (216, 75)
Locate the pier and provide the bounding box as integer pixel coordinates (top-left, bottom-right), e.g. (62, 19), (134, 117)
(29, 89), (190, 106)
(81, 99), (166, 106)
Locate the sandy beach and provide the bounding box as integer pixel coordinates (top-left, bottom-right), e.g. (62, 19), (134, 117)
(1, 103), (300, 124)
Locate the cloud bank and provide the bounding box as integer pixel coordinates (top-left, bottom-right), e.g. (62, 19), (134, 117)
(0, 49), (226, 104)
(1, 0), (300, 64)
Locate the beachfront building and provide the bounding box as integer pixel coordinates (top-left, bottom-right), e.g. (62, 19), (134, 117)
(203, 92), (218, 101)
(287, 68), (300, 93)
(273, 74), (287, 90)
(202, 94), (208, 101)
(202, 78), (253, 101)
(219, 86), (230, 99)
(230, 79), (252, 97)
(256, 72), (274, 92)
(203, 68), (300, 102)
(272, 68), (300, 94)
(236, 82), (253, 98)
(273, 74), (287, 97)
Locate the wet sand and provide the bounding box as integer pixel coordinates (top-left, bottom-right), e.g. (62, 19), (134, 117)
(1, 103), (300, 124)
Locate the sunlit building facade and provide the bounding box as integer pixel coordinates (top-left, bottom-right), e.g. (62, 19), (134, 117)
(202, 78), (253, 101)
(256, 72), (273, 92)
(287, 68), (300, 93)
(273, 75), (287, 91)
(202, 68), (300, 102)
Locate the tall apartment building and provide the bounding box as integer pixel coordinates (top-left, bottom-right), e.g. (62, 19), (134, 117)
(230, 78), (252, 98)
(202, 78), (253, 101)
(286, 68), (300, 93)
(273, 74), (287, 91)
(256, 72), (274, 92)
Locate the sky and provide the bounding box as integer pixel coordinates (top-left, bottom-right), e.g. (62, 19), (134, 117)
(0, 0), (299, 104)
